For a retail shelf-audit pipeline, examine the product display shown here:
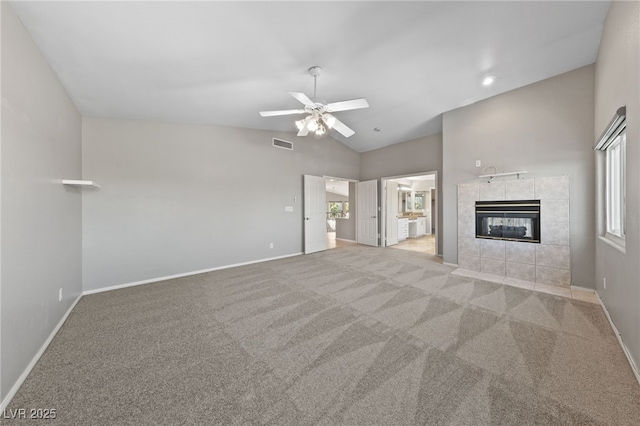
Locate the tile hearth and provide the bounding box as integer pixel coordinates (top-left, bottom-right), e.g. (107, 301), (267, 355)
(450, 267), (598, 304)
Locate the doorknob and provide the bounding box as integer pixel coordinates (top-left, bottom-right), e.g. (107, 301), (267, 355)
(305, 217), (310, 220)
(371, 216), (376, 219)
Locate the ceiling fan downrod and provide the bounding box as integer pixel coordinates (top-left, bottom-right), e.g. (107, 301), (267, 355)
(308, 66), (322, 100)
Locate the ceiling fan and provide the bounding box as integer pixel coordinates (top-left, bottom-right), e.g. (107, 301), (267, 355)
(259, 66), (369, 138)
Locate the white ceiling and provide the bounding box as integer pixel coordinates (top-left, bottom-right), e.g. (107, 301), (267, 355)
(326, 180), (350, 197)
(11, 1), (610, 153)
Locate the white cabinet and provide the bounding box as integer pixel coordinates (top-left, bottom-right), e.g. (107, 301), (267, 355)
(408, 219), (418, 237)
(408, 217), (428, 237)
(398, 218), (409, 241)
(417, 217), (427, 235)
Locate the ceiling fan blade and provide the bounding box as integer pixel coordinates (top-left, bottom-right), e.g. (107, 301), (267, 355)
(326, 98), (369, 112)
(288, 92), (315, 107)
(330, 116), (355, 138)
(259, 109), (305, 117)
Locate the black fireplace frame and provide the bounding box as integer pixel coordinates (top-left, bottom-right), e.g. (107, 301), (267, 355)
(475, 200), (541, 243)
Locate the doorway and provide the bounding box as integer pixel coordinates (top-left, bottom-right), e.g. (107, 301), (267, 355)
(324, 177), (358, 250)
(326, 178), (352, 249)
(381, 172), (438, 257)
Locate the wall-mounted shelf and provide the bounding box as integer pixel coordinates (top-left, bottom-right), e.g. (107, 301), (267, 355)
(478, 171), (528, 179)
(62, 180), (100, 188)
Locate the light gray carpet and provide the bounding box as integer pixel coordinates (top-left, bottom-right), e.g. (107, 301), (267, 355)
(6, 245), (640, 425)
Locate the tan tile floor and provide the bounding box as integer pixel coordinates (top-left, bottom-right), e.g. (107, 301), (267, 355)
(326, 232), (356, 250)
(388, 234), (436, 254)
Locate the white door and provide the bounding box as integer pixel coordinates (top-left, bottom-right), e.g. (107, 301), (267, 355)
(304, 175), (327, 254)
(357, 180), (378, 246)
(386, 181), (398, 246)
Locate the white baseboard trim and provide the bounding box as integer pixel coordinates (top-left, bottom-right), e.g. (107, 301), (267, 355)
(596, 291), (640, 386)
(0, 294), (82, 412)
(570, 285), (595, 293)
(83, 252), (304, 296)
(442, 262), (459, 267)
(335, 238), (356, 243)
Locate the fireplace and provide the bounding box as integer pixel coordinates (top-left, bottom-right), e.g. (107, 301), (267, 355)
(475, 200), (540, 243)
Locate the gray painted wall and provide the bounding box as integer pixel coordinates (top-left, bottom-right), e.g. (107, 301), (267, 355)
(442, 65), (596, 288)
(594, 0), (640, 372)
(82, 118), (359, 291)
(327, 189), (355, 241)
(1, 2), (82, 400)
(360, 133), (443, 255)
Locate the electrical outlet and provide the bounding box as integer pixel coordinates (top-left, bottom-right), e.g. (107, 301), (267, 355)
(269, 243), (274, 249)
(475, 160), (481, 167)
(603, 277), (607, 290)
(58, 288), (63, 302)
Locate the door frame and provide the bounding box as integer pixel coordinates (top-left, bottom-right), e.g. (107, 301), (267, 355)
(386, 180), (399, 246)
(380, 171), (439, 253)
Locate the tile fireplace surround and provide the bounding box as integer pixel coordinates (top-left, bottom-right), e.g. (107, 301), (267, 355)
(457, 176), (571, 287)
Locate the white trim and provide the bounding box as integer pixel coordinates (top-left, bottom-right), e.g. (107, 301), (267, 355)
(599, 234), (626, 254)
(570, 285), (595, 293)
(335, 238), (356, 243)
(83, 252), (303, 295)
(322, 175), (359, 183)
(380, 171), (439, 252)
(0, 294), (82, 411)
(595, 291), (640, 386)
(478, 170), (528, 179)
(443, 262), (459, 268)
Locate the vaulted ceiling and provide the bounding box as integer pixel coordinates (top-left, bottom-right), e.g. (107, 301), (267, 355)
(11, 1), (610, 152)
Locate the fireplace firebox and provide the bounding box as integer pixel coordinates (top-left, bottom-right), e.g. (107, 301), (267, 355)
(475, 200), (540, 243)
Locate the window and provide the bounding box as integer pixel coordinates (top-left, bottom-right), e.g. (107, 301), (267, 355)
(327, 201), (349, 219)
(605, 130), (625, 238)
(595, 106), (626, 247)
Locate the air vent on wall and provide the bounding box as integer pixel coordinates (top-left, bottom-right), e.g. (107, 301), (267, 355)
(272, 138), (293, 150)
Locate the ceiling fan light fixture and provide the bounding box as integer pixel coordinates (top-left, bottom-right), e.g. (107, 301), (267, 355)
(307, 119), (318, 132)
(260, 66), (368, 139)
(323, 113), (336, 129)
(315, 122), (326, 136)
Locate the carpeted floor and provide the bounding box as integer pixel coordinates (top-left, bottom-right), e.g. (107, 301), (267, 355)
(6, 245), (640, 425)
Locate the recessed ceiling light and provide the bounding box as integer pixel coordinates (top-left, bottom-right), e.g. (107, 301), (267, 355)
(373, 127), (381, 132)
(482, 75), (496, 86)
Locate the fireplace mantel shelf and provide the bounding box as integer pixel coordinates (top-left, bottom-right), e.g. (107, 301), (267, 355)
(478, 170), (528, 179)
